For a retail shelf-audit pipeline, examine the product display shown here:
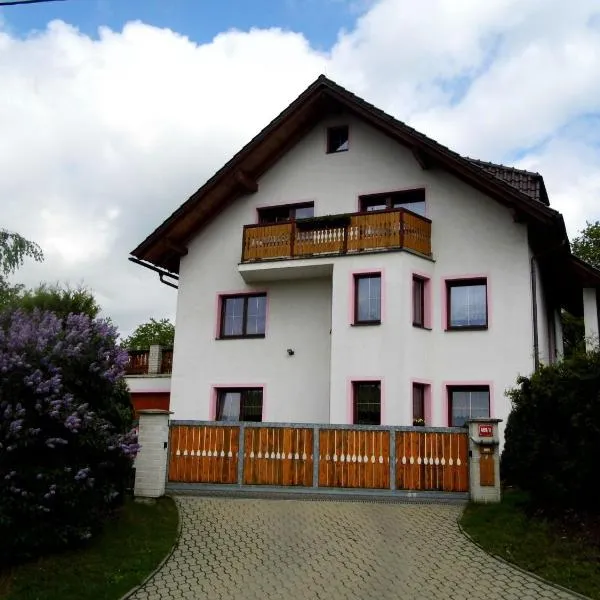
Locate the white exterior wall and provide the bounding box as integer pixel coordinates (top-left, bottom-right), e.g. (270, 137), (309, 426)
(583, 288), (600, 350)
(170, 113), (540, 434)
(125, 375), (171, 394)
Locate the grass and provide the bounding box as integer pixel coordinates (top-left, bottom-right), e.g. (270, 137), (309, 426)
(461, 490), (600, 599)
(0, 496), (178, 600)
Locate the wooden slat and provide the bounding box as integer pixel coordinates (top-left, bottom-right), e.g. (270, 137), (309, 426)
(168, 425), (239, 484)
(242, 223), (292, 261)
(242, 427), (313, 486)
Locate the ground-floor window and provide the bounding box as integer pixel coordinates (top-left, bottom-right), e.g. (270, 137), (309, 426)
(353, 381), (381, 425)
(216, 388), (263, 422)
(412, 383), (427, 426)
(447, 386), (490, 427)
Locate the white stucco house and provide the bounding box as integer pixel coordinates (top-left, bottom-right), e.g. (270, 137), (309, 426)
(130, 76), (600, 440)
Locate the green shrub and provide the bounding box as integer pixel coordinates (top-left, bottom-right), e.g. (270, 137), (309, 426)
(0, 309), (138, 564)
(502, 350), (600, 514)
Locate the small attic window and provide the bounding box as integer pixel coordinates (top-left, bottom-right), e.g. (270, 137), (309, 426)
(327, 125), (349, 153)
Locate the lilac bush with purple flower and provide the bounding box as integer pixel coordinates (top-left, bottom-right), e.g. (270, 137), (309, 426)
(0, 308), (138, 563)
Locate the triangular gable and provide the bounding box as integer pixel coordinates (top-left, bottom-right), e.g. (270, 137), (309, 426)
(131, 75), (566, 274)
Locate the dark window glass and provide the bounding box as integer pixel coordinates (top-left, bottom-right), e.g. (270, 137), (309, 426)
(448, 387), (490, 427)
(413, 384), (426, 424)
(413, 277), (425, 327)
(216, 388), (263, 422)
(354, 274), (381, 324)
(327, 125), (349, 153)
(447, 279), (487, 329)
(360, 189), (425, 215)
(353, 382), (381, 425)
(258, 203), (314, 224)
(220, 294), (266, 338)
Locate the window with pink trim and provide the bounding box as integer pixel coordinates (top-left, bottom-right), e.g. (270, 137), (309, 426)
(447, 386), (490, 427)
(215, 388), (263, 422)
(219, 293), (266, 339)
(412, 275), (430, 328)
(412, 383), (428, 426)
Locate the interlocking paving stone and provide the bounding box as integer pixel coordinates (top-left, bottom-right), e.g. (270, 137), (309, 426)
(128, 496), (581, 600)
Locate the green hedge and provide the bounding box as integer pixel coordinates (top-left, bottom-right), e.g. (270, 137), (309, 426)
(502, 350), (600, 514)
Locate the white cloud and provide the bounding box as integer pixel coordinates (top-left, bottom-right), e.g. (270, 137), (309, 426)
(1, 0), (599, 334)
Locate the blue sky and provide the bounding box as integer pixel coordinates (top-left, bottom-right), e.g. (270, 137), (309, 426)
(1, 0), (357, 48)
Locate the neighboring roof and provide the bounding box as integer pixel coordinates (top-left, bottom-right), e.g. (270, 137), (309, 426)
(131, 74), (566, 274)
(569, 255), (600, 287)
(467, 159), (549, 206)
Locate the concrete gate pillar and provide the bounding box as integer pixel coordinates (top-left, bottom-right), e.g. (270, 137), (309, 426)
(134, 409), (171, 498)
(466, 418), (502, 503)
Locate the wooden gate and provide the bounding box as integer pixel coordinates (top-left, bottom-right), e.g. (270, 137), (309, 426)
(167, 422), (469, 493)
(318, 429), (390, 489)
(243, 427), (313, 486)
(395, 430), (469, 492)
(168, 424), (239, 484)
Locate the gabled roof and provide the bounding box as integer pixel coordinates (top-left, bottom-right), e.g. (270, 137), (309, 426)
(131, 74), (566, 274)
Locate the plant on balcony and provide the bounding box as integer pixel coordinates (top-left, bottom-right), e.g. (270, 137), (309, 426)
(412, 418), (425, 427)
(0, 308), (138, 564)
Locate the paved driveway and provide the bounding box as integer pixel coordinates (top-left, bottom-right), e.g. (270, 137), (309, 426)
(130, 496), (580, 600)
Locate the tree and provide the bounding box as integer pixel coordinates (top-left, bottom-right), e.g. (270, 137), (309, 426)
(122, 318), (175, 349)
(5, 282), (101, 319)
(572, 221), (600, 269)
(0, 308), (137, 563)
(0, 229), (43, 305)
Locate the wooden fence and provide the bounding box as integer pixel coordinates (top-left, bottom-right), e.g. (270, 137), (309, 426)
(241, 208), (432, 262)
(167, 422), (468, 493)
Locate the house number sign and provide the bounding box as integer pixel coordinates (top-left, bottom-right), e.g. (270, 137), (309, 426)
(478, 424), (493, 437)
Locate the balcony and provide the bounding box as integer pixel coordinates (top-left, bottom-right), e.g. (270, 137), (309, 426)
(125, 348), (173, 376)
(241, 209), (431, 266)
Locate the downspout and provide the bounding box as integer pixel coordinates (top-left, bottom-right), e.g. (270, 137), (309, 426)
(128, 257), (179, 290)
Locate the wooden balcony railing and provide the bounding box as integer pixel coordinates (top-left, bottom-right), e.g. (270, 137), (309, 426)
(125, 350), (149, 375)
(241, 208), (431, 263)
(125, 348), (173, 375)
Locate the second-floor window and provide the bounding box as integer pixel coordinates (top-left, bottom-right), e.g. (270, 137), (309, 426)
(257, 202), (314, 224)
(354, 273), (381, 324)
(220, 293), (266, 338)
(359, 189), (426, 216)
(412, 276), (425, 327)
(446, 278), (488, 330)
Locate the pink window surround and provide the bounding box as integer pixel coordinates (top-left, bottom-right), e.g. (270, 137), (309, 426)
(441, 274), (491, 331)
(253, 199), (318, 224)
(349, 268), (385, 325)
(442, 381), (494, 427)
(214, 289), (269, 339)
(346, 377), (384, 424)
(411, 379), (432, 425)
(355, 185), (429, 218)
(210, 384), (266, 421)
(412, 271), (432, 329)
